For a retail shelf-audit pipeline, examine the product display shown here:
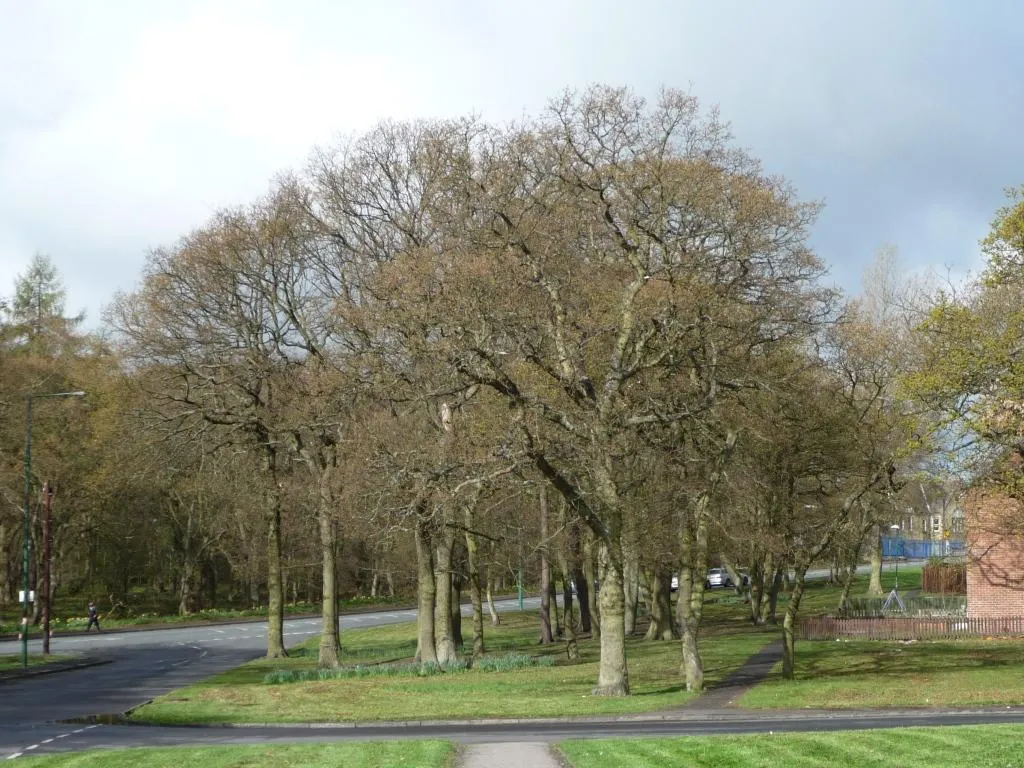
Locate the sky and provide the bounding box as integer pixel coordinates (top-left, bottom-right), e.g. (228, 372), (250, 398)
(1, 0), (1022, 327)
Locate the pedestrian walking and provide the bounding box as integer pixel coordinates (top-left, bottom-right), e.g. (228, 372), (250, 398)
(86, 601), (101, 632)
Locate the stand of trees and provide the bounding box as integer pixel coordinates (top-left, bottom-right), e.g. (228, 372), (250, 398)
(6, 85), (1006, 692)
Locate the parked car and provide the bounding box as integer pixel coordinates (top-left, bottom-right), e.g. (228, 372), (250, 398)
(705, 567), (726, 588)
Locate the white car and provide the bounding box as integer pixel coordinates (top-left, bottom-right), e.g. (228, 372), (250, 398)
(705, 568), (727, 588)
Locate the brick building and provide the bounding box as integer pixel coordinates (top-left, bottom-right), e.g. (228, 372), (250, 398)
(965, 487), (1024, 618)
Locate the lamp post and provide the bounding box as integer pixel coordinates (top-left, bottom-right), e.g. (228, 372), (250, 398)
(890, 523), (901, 591)
(22, 390), (86, 668)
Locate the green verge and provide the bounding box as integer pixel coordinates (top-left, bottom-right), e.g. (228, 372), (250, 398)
(131, 612), (774, 724)
(740, 637), (1024, 709)
(13, 741), (454, 768)
(0, 654), (77, 671)
(559, 724), (1024, 768)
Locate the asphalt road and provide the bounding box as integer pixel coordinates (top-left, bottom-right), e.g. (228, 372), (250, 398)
(1, 561), (974, 760)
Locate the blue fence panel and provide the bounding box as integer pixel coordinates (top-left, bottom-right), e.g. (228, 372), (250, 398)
(882, 537), (965, 558)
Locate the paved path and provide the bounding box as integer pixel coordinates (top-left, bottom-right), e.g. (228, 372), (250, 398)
(682, 639), (783, 710)
(460, 742), (563, 768)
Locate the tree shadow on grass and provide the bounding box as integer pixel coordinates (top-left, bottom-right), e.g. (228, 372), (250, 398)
(790, 639), (1024, 681)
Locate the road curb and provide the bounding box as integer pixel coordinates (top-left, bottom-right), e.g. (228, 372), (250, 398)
(0, 656), (113, 684)
(114, 705), (1024, 730)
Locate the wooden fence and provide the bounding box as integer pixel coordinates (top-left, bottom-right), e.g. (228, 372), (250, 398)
(800, 615), (1024, 641)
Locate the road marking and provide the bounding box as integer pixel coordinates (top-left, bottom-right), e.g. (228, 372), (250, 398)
(6, 752), (23, 760)
(22, 747), (35, 752)
(40, 740), (52, 745)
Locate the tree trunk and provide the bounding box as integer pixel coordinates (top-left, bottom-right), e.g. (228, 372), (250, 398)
(485, 568), (500, 626)
(838, 560), (856, 613)
(622, 518), (640, 637)
(317, 489), (341, 669)
(679, 568), (706, 692)
(837, 536), (864, 615)
(763, 565), (783, 624)
(644, 569), (678, 641)
(678, 490), (712, 693)
(592, 540), (629, 696)
(548, 577), (560, 637)
(749, 552), (768, 624)
(782, 565), (809, 679)
(451, 568), (464, 651)
(433, 519), (458, 666)
(720, 555), (745, 597)
(583, 533), (600, 639)
(1, 520), (10, 603)
(539, 487), (553, 644)
(178, 566), (195, 616)
(568, 519), (591, 633)
(556, 533), (579, 660)
(414, 512), (437, 665)
(265, 480), (286, 659)
(867, 525), (884, 595)
(464, 504), (485, 658)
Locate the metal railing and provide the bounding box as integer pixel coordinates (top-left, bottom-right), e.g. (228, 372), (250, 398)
(882, 537), (965, 558)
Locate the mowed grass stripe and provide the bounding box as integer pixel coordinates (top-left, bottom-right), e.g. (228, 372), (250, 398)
(13, 741), (454, 768)
(559, 725), (1024, 768)
(740, 638), (1024, 709)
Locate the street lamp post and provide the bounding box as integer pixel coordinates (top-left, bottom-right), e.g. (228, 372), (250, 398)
(892, 523), (900, 592)
(22, 391), (86, 668)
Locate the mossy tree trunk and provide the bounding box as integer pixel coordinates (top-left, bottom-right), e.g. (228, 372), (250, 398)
(539, 486), (554, 644)
(414, 510), (437, 665)
(782, 565), (809, 679)
(433, 513), (458, 666)
(645, 569), (678, 641)
(593, 539), (629, 696)
(464, 500), (485, 658)
(868, 524), (884, 595)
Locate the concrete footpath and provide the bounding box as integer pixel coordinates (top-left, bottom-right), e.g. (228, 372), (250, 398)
(459, 742), (565, 768)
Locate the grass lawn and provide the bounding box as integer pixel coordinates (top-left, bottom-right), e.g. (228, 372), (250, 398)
(13, 741), (453, 768)
(0, 653), (77, 671)
(559, 724), (1024, 767)
(131, 612), (774, 724)
(741, 636), (1024, 709)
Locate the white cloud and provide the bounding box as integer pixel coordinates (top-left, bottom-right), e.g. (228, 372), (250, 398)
(1, 0), (1022, 324)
